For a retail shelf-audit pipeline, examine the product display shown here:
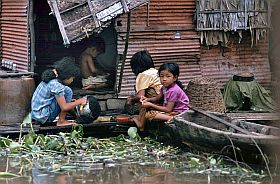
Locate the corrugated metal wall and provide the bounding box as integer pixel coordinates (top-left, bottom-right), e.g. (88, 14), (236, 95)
(0, 0), (29, 71)
(0, 0), (2, 59)
(116, 0), (201, 97)
(116, 0), (271, 97)
(200, 33), (271, 89)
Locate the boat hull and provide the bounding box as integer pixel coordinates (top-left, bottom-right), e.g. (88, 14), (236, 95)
(173, 110), (280, 158)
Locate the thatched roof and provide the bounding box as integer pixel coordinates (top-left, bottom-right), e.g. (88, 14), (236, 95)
(196, 0), (271, 46)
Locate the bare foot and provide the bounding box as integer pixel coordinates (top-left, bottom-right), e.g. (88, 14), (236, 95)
(56, 120), (76, 126)
(166, 117), (174, 124)
(133, 117), (144, 131)
(82, 83), (108, 90)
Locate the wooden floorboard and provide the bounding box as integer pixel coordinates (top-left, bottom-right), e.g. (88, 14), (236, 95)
(0, 122), (136, 138)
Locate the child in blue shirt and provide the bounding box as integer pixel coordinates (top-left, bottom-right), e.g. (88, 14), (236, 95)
(31, 57), (87, 126)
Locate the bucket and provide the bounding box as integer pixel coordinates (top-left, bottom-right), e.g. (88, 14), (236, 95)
(0, 77), (35, 124)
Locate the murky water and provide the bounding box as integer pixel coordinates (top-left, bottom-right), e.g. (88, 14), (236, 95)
(0, 151), (277, 184)
(0, 157), (234, 184)
(0, 128), (278, 184)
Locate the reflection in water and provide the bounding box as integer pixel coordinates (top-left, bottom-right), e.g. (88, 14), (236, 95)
(31, 164), (215, 184)
(0, 157), (233, 184)
(0, 155), (274, 184)
(0, 132), (276, 184)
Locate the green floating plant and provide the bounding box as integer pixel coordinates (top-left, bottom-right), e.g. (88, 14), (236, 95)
(0, 171), (20, 178)
(127, 127), (138, 139)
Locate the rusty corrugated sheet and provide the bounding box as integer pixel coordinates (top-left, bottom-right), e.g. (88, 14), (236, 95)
(199, 32), (271, 88)
(0, 0), (29, 71)
(115, 0), (271, 97)
(0, 0), (2, 61)
(116, 0), (201, 97)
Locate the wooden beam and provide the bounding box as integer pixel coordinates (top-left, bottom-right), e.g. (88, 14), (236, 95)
(0, 72), (34, 78)
(226, 113), (280, 121)
(87, 0), (100, 27)
(120, 0), (129, 13)
(50, 0), (70, 45)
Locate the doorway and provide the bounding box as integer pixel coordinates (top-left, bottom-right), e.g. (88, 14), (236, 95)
(33, 0), (118, 94)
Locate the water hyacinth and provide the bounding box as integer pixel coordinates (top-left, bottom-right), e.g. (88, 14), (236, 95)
(0, 125), (273, 183)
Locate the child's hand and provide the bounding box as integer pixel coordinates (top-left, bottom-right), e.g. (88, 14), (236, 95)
(139, 96), (147, 103)
(78, 97), (87, 105)
(77, 97), (87, 111)
(141, 101), (152, 108)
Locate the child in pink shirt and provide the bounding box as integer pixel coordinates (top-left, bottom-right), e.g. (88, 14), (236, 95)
(134, 62), (189, 131)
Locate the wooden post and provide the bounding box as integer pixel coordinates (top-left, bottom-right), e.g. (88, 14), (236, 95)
(120, 0), (129, 13)
(50, 0), (70, 45)
(28, 0), (35, 72)
(118, 12), (131, 93)
(87, 0), (100, 27)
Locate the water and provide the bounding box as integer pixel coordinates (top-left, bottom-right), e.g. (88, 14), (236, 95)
(0, 157), (235, 184)
(0, 151), (276, 183)
(0, 129), (277, 184)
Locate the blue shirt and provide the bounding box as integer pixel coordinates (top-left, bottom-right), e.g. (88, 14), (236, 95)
(31, 79), (66, 124)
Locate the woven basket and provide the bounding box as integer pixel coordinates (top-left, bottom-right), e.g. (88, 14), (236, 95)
(186, 77), (225, 113)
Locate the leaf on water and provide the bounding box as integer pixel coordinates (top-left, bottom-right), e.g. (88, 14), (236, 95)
(210, 158), (216, 165)
(37, 174), (48, 177)
(139, 162), (154, 166)
(241, 168), (249, 173)
(60, 165), (78, 171)
(244, 180), (260, 184)
(9, 142), (21, 153)
(105, 163), (117, 167)
(127, 127), (138, 139)
(46, 139), (60, 150)
(0, 138), (11, 148)
(25, 134), (34, 146)
(30, 145), (41, 152)
(190, 157), (200, 166)
(124, 139), (133, 143)
(0, 171), (20, 178)
(221, 171), (230, 175)
(22, 113), (32, 126)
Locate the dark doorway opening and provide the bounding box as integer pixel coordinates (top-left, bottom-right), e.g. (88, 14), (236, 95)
(33, 0), (118, 94)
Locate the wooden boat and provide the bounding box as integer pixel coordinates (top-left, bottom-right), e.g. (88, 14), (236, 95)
(173, 110), (280, 159)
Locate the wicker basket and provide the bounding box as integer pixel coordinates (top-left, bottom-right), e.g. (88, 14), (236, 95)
(186, 77), (225, 113)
